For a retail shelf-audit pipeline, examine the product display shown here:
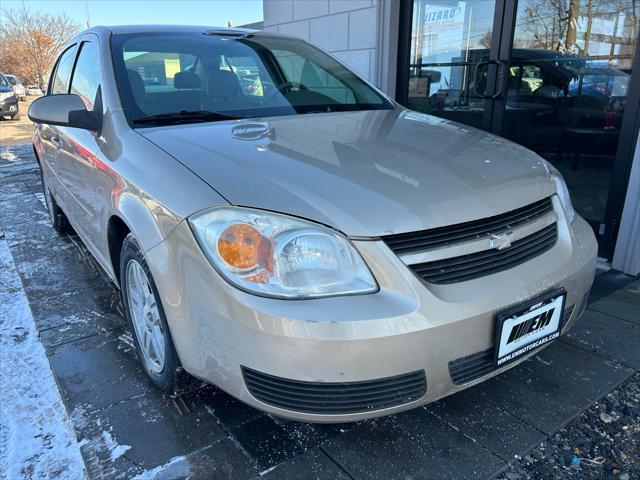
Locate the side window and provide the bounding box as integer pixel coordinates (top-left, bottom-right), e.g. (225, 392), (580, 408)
(508, 64), (541, 98)
(51, 46), (77, 94)
(70, 42), (101, 110)
(272, 49), (356, 104)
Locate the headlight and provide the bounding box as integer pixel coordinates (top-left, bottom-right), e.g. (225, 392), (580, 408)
(189, 207), (378, 299)
(544, 161), (576, 223)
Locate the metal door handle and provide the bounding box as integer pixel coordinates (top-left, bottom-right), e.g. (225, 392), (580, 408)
(51, 135), (61, 147)
(492, 60), (508, 99)
(473, 60), (508, 99)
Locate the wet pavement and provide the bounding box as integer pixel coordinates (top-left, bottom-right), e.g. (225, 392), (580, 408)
(1, 143), (639, 479)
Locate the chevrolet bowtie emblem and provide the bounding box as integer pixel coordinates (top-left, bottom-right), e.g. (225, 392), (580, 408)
(489, 232), (512, 250)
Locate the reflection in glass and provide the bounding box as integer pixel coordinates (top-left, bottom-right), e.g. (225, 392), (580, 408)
(505, 0), (638, 223)
(407, 0), (496, 127)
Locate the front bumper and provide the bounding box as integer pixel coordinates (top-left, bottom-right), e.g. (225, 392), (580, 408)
(147, 211), (597, 422)
(0, 97), (18, 116)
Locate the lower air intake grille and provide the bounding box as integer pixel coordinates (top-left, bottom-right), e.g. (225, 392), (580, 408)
(242, 367), (427, 415)
(449, 349), (495, 385)
(410, 224), (558, 284)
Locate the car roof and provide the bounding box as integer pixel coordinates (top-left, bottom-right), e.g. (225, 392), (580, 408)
(78, 24), (283, 37)
(72, 24), (300, 47)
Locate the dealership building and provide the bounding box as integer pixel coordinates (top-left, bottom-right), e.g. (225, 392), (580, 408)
(259, 0), (639, 275)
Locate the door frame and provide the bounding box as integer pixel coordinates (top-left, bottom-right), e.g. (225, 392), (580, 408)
(396, 0), (638, 260)
(599, 36), (640, 259)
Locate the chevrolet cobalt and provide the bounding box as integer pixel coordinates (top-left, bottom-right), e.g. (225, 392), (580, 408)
(28, 26), (597, 422)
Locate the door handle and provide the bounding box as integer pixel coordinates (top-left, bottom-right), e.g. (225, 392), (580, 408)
(473, 60), (508, 99)
(492, 60), (508, 100)
(51, 135), (61, 148)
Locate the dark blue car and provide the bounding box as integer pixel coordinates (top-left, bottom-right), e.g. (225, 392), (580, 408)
(0, 73), (20, 120)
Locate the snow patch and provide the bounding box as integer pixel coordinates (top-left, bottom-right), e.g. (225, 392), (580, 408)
(131, 455), (190, 480)
(259, 465), (277, 476)
(100, 431), (131, 462)
(0, 240), (87, 479)
(0, 146), (18, 162)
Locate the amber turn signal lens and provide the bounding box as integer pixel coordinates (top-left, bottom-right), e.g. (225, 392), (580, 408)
(217, 224), (274, 273)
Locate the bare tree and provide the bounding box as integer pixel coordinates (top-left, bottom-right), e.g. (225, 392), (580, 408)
(565, 0), (581, 50)
(515, 0), (630, 55)
(0, 7), (80, 88)
(479, 30), (492, 49)
(516, 0), (570, 51)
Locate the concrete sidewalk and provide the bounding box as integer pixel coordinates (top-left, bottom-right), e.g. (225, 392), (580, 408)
(1, 143), (638, 479)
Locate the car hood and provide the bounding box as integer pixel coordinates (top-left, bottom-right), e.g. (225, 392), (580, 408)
(139, 109), (555, 237)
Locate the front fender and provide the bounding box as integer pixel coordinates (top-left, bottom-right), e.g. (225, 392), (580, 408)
(112, 192), (174, 254)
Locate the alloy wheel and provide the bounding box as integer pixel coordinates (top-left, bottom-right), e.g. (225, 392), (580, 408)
(126, 259), (166, 373)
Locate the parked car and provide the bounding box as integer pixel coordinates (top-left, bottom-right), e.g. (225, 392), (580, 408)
(4, 74), (26, 101)
(0, 73), (20, 120)
(29, 26), (597, 422)
(26, 85), (43, 96)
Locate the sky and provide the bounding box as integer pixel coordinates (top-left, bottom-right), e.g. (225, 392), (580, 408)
(1, 0), (263, 28)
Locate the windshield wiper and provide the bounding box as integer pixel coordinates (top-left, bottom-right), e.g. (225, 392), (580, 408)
(132, 110), (240, 126)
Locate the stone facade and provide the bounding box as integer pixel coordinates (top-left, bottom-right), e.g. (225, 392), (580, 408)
(263, 0), (380, 83)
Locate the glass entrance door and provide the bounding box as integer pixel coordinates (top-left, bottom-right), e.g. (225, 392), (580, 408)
(404, 0), (499, 129)
(502, 0), (639, 239)
(400, 0), (640, 258)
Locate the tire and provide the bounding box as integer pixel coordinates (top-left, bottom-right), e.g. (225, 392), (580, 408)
(39, 162), (69, 233)
(11, 111), (20, 121)
(120, 234), (195, 395)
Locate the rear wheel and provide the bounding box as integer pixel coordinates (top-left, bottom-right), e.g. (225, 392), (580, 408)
(120, 234), (195, 395)
(39, 163), (68, 233)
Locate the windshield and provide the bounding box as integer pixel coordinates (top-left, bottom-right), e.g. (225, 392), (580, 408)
(5, 75), (17, 86)
(111, 32), (393, 126)
(0, 75), (8, 87)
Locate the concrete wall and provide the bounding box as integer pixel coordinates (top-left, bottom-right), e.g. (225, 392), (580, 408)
(262, 0), (381, 84)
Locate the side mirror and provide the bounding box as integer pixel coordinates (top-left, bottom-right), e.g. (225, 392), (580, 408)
(28, 94), (100, 132)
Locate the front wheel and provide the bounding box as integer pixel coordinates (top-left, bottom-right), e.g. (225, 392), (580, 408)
(11, 111), (20, 121)
(120, 234), (195, 395)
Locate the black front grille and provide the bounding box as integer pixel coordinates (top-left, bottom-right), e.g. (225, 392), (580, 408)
(383, 197), (554, 255)
(242, 367), (427, 415)
(410, 223), (557, 284)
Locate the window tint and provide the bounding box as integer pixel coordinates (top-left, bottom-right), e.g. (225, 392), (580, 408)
(70, 42), (101, 110)
(52, 46), (77, 94)
(272, 50), (356, 104)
